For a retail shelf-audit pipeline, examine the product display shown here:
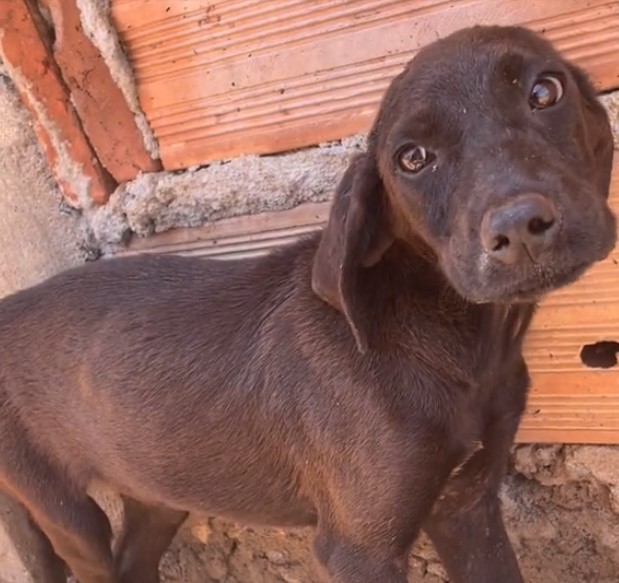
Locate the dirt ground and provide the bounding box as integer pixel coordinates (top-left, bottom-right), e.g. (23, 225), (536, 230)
(148, 445), (619, 583)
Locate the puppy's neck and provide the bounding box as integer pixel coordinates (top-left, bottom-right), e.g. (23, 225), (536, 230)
(379, 238), (537, 344)
(474, 301), (536, 375)
(392, 231), (440, 267)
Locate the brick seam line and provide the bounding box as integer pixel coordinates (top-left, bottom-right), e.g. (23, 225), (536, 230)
(75, 0), (160, 160)
(46, 0), (162, 182)
(0, 0), (115, 207)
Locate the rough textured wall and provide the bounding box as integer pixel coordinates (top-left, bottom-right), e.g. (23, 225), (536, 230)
(0, 73), (86, 293)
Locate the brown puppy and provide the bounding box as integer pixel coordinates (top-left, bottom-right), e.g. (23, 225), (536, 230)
(0, 25), (615, 583)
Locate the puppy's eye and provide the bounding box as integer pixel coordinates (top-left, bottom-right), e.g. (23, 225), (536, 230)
(398, 145), (435, 173)
(529, 75), (563, 109)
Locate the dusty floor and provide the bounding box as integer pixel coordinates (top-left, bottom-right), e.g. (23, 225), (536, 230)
(141, 444), (619, 583)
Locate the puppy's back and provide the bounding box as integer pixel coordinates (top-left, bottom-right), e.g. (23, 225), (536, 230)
(0, 242), (317, 491)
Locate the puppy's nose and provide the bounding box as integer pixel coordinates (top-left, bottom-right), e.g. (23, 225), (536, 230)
(481, 194), (559, 265)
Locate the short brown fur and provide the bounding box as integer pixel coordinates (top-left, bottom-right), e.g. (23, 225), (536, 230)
(0, 25), (615, 583)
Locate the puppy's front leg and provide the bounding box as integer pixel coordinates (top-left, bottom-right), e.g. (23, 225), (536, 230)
(423, 411), (524, 583)
(311, 427), (458, 583)
(424, 464), (523, 583)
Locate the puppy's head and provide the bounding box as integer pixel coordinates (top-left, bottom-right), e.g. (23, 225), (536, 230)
(313, 25), (616, 353)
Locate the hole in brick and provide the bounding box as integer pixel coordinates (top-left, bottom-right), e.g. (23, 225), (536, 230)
(580, 341), (619, 369)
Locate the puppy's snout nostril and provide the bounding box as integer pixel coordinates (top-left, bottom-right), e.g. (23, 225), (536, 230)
(491, 234), (510, 252)
(527, 216), (555, 236)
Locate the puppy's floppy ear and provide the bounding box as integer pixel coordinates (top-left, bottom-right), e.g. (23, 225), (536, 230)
(568, 64), (614, 197)
(312, 153), (393, 354)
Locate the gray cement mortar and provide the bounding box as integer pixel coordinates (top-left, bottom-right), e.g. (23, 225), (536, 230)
(602, 91), (619, 150)
(87, 92), (619, 254)
(85, 134), (367, 253)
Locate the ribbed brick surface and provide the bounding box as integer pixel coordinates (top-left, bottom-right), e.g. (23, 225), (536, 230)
(112, 0), (619, 170)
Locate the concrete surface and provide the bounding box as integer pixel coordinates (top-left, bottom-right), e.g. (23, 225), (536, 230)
(0, 74), (86, 295)
(602, 91), (619, 150)
(86, 134), (367, 252)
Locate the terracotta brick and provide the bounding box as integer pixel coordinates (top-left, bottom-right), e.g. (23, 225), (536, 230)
(112, 0), (619, 170)
(46, 0), (161, 182)
(0, 0), (114, 206)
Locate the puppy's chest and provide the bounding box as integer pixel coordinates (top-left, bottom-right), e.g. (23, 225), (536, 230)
(413, 299), (529, 383)
(381, 299), (531, 438)
(431, 311), (529, 442)
(457, 332), (529, 450)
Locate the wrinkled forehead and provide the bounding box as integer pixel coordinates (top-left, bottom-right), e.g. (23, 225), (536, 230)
(406, 27), (563, 103)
